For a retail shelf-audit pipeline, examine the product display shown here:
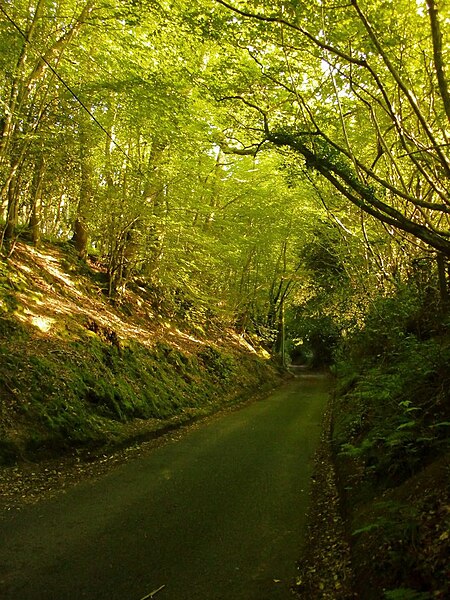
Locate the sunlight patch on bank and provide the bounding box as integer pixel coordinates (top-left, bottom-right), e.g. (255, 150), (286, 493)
(16, 309), (55, 333)
(31, 315), (55, 332)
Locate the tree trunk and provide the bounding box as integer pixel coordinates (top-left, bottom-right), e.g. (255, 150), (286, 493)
(426, 0), (450, 123)
(2, 160), (24, 247)
(73, 125), (93, 259)
(1, 0), (94, 233)
(274, 297), (286, 365)
(3, 179), (19, 244)
(28, 154), (46, 246)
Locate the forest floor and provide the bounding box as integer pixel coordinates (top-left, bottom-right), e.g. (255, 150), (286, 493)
(293, 394), (356, 600)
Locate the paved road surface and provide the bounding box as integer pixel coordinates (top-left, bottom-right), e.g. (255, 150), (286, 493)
(0, 374), (330, 600)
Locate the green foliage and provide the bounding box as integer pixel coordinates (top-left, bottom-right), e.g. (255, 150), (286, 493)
(290, 313), (341, 367)
(343, 280), (443, 367)
(0, 261), (26, 312)
(329, 251), (450, 597)
(353, 500), (420, 540)
(299, 221), (349, 290)
(288, 215), (375, 367)
(332, 263), (450, 490)
(335, 335), (450, 482)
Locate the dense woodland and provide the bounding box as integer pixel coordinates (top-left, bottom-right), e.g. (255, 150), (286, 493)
(0, 0), (449, 344)
(1, 0), (450, 598)
(1, 0), (449, 334)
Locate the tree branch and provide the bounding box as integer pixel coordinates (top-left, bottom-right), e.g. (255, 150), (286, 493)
(268, 130), (450, 255)
(351, 0), (450, 177)
(426, 0), (450, 123)
(218, 95), (270, 136)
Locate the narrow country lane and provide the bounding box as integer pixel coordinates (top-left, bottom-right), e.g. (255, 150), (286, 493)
(0, 374), (331, 600)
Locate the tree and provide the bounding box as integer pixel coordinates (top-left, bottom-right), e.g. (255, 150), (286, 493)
(0, 0), (95, 244)
(5, 0), (444, 340)
(204, 0), (450, 257)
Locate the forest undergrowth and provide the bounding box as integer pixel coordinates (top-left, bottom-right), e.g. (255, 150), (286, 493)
(331, 287), (450, 599)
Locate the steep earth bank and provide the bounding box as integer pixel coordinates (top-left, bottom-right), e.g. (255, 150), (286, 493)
(294, 394), (449, 600)
(0, 242), (281, 465)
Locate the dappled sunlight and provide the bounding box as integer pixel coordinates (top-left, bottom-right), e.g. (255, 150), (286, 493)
(45, 263), (79, 291)
(16, 310), (55, 333)
(31, 315), (55, 333)
(3, 243), (269, 360)
(0, 0), (448, 595)
(230, 331), (259, 354)
(170, 328), (205, 345)
(19, 246), (78, 290)
(6, 244), (164, 346)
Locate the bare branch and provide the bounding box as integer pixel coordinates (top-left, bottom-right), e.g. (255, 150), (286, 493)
(220, 141), (267, 156)
(267, 130), (450, 254)
(215, 0), (368, 68)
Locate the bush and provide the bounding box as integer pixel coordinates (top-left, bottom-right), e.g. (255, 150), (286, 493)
(333, 277), (450, 486)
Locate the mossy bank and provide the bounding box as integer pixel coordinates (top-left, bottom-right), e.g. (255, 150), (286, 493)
(0, 243), (281, 464)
